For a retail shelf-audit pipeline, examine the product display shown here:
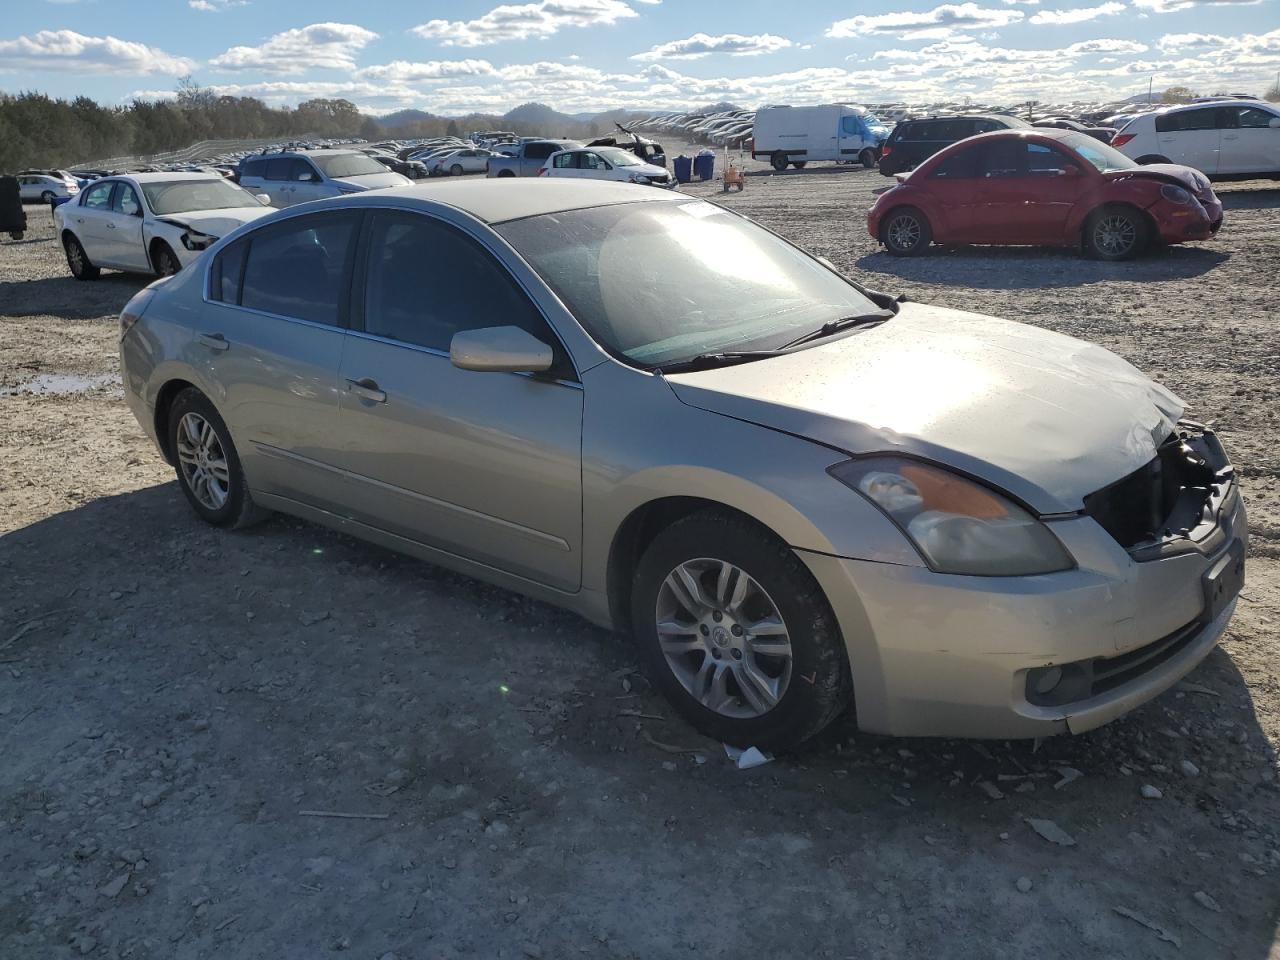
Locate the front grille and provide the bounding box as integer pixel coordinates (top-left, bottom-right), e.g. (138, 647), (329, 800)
(1083, 425), (1229, 551)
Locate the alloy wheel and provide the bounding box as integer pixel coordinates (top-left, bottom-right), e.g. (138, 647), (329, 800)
(176, 412), (231, 511)
(887, 214), (921, 250)
(66, 240), (84, 275)
(655, 558), (793, 719)
(1094, 215), (1137, 257)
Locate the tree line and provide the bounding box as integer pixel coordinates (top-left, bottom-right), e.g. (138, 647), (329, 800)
(0, 78), (382, 172)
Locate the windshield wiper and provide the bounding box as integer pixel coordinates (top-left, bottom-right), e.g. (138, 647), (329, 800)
(654, 350), (784, 375)
(778, 310), (895, 350)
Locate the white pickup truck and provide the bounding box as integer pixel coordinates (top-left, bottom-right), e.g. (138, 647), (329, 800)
(752, 104), (888, 171)
(486, 140), (581, 178)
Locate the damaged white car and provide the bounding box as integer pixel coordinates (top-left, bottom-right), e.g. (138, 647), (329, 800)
(55, 173), (272, 280)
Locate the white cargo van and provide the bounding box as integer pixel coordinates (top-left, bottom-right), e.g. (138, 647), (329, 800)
(751, 104), (888, 171)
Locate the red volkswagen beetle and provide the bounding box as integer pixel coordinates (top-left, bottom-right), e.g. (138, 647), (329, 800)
(867, 129), (1223, 260)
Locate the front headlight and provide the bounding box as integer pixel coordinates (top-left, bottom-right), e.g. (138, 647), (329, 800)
(1160, 184), (1192, 204)
(628, 173), (646, 184)
(829, 457), (1074, 576)
(180, 230), (218, 251)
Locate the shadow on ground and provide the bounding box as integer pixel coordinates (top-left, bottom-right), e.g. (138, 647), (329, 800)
(1, 484), (1277, 958)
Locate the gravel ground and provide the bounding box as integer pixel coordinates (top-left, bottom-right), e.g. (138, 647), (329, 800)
(2, 155), (1278, 960)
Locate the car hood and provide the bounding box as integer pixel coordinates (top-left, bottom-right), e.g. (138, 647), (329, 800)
(154, 207), (271, 236)
(665, 303), (1184, 514)
(332, 172), (412, 190)
(629, 162), (670, 178)
(1107, 163), (1212, 197)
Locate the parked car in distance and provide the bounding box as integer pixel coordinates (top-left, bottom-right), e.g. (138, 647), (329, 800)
(54, 172), (272, 280)
(238, 150), (411, 207)
(586, 131), (667, 168)
(878, 115), (1029, 176)
(118, 179), (1245, 750)
(487, 140), (581, 177)
(1111, 100), (1280, 180)
(869, 129), (1222, 260)
(370, 154), (429, 180)
(753, 104), (886, 170)
(540, 147), (673, 186)
(1032, 118), (1116, 143)
(17, 171), (79, 202)
(429, 149), (495, 177)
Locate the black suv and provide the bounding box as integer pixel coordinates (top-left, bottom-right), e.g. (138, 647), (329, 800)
(878, 115), (1029, 176)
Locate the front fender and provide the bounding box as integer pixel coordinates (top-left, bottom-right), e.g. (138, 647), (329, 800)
(579, 362), (924, 599)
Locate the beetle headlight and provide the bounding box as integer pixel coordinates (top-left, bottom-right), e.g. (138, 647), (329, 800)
(1160, 184), (1192, 204)
(829, 457), (1074, 576)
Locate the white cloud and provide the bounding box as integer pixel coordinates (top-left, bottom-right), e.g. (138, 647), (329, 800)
(828, 3), (1025, 40)
(413, 0), (642, 48)
(0, 29), (195, 74)
(631, 32), (793, 61)
(356, 59), (499, 82)
(1132, 0), (1260, 11)
(210, 22), (377, 74)
(1030, 2), (1124, 23)
(190, 0), (248, 10)
(1156, 32), (1229, 51)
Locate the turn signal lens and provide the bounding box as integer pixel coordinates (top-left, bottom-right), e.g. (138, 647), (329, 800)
(119, 286), (157, 338)
(1111, 133), (1135, 147)
(829, 457), (1075, 576)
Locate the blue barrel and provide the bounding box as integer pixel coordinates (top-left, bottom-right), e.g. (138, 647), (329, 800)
(673, 155), (692, 184)
(694, 152), (715, 181)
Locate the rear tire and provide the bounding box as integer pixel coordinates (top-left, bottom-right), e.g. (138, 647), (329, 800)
(630, 510), (851, 751)
(1084, 205), (1148, 261)
(497, 169), (515, 178)
(168, 388), (267, 530)
(63, 234), (100, 281)
(770, 152), (789, 172)
(450, 164), (464, 177)
(41, 191), (54, 204)
(791, 161), (807, 170)
(881, 206), (932, 256)
(860, 149), (877, 169)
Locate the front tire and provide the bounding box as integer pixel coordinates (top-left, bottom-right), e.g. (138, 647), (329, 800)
(630, 510), (850, 751)
(1084, 206), (1148, 261)
(881, 206), (932, 256)
(153, 242), (181, 277)
(770, 152), (789, 172)
(168, 388), (266, 529)
(497, 169), (515, 178)
(41, 191), (55, 204)
(64, 234), (100, 280)
(860, 149), (877, 169)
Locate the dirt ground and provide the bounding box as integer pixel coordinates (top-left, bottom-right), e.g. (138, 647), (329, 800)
(2, 152), (1279, 960)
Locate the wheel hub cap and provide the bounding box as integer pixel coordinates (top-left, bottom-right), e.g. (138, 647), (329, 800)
(655, 558), (793, 719)
(176, 412), (230, 511)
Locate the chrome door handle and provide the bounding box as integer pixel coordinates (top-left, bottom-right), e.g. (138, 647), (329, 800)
(346, 378), (386, 403)
(107, 222), (116, 229)
(198, 333), (230, 352)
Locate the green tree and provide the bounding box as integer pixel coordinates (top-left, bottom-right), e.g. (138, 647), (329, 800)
(1161, 85), (1198, 104)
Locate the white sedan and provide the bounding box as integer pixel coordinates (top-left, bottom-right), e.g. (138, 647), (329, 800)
(54, 172), (272, 281)
(540, 147), (673, 187)
(429, 148), (495, 177)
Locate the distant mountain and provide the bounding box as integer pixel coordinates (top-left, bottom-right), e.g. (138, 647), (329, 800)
(378, 109), (442, 129)
(696, 101), (745, 115)
(503, 102), (576, 129)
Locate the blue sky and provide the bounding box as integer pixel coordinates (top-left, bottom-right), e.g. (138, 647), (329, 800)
(2, 0), (1277, 114)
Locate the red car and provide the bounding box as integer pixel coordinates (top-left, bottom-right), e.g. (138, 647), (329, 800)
(867, 129), (1223, 260)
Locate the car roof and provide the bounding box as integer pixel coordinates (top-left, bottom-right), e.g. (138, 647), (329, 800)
(1161, 99), (1272, 113)
(320, 178), (681, 225)
(111, 172), (228, 183)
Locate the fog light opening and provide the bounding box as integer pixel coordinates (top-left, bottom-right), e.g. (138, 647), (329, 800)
(1033, 665), (1063, 696)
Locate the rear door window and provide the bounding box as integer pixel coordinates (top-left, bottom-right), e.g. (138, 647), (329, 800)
(241, 158), (267, 179)
(553, 153), (576, 169)
(239, 211), (360, 325)
(211, 238), (249, 304)
(265, 158), (294, 181)
(525, 143), (556, 161)
(1155, 108), (1217, 133)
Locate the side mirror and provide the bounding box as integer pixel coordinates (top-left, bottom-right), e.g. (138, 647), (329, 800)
(450, 326), (554, 374)
(297, 172), (315, 182)
(256, 193), (272, 205)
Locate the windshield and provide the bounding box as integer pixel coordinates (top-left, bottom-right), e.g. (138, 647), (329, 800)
(497, 200), (879, 367)
(598, 148), (642, 167)
(1062, 133), (1137, 173)
(141, 178), (259, 215)
(310, 152), (388, 179)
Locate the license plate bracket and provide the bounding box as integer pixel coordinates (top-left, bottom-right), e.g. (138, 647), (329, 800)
(1202, 539), (1245, 624)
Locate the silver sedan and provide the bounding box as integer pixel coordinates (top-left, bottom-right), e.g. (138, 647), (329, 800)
(118, 180), (1246, 750)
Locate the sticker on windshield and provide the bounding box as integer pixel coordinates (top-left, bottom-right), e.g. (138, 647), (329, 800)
(677, 201), (725, 220)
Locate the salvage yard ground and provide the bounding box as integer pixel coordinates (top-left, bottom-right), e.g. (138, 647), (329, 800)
(2, 151), (1279, 959)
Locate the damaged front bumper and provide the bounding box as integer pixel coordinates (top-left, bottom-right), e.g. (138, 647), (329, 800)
(797, 423), (1247, 739)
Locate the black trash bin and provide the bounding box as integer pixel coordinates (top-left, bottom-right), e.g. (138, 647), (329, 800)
(0, 176), (27, 241)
